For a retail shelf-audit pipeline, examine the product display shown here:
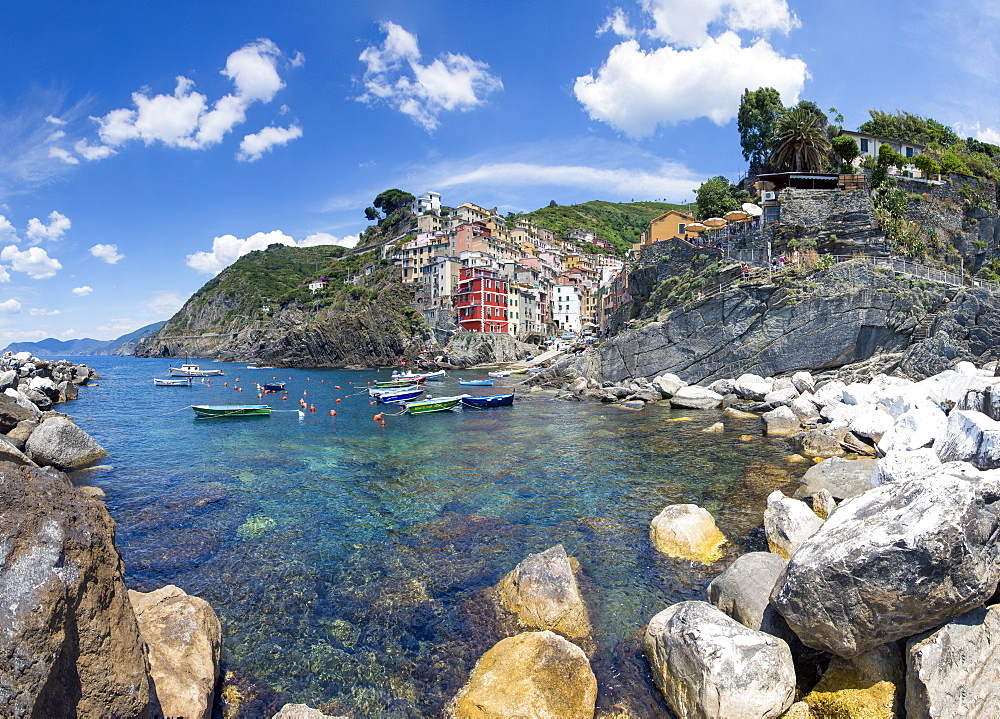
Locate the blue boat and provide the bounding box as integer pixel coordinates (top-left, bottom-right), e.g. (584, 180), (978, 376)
(459, 379), (494, 386)
(377, 387), (425, 403)
(460, 392), (514, 408)
(263, 381), (286, 391)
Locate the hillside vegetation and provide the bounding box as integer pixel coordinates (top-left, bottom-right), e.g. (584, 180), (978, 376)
(519, 200), (695, 254)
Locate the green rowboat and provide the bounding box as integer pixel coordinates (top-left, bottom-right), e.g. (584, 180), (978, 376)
(404, 395), (466, 415)
(192, 404), (271, 418)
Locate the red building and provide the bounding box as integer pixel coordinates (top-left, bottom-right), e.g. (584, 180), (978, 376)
(454, 266), (509, 333)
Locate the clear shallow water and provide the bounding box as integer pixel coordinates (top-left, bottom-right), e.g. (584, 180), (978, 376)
(64, 356), (800, 717)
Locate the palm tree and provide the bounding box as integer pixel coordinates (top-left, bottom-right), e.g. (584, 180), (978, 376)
(769, 106), (832, 172)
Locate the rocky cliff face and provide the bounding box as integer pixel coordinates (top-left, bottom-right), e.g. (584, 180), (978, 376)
(559, 260), (998, 384)
(0, 462), (155, 718)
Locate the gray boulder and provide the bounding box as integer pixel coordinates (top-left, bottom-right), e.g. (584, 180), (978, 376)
(734, 373), (773, 401)
(0, 369), (17, 391)
(870, 448), (941, 487)
(669, 386), (723, 410)
(905, 604), (1000, 718)
(763, 387), (799, 406)
(25, 417), (108, 471)
(0, 435), (38, 467)
(791, 371), (815, 394)
(651, 373), (686, 397)
(761, 406), (800, 436)
(643, 601), (795, 719)
(706, 552), (786, 632)
(789, 394), (821, 422)
(877, 403), (947, 454)
(2, 389), (41, 423)
(497, 544), (592, 644)
(793, 456), (878, 501)
(935, 409), (1000, 469)
(763, 491), (823, 560)
(799, 430), (843, 458)
(772, 466), (1000, 657)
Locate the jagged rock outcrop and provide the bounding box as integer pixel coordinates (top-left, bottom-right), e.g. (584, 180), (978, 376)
(554, 260), (1000, 386)
(443, 332), (536, 367)
(0, 462), (155, 718)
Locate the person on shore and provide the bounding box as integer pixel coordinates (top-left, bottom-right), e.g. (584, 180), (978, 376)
(742, 263), (750, 282)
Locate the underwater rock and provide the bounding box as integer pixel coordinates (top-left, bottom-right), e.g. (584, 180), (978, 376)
(649, 504), (726, 565)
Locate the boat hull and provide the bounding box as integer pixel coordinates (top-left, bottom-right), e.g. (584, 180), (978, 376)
(369, 384), (421, 397)
(461, 392), (514, 408)
(170, 364), (224, 377)
(377, 389), (424, 403)
(405, 395), (464, 414)
(459, 379), (494, 386)
(262, 382), (286, 391)
(153, 377), (192, 386)
(192, 404), (270, 417)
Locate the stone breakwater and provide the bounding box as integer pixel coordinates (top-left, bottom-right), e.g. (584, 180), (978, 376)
(445, 360), (1000, 718)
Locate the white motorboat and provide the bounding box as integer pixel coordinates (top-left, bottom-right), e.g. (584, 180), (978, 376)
(169, 363), (224, 377)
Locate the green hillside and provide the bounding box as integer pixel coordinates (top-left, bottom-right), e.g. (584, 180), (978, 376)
(519, 200), (696, 255)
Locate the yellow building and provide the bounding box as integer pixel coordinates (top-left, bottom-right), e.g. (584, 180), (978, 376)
(639, 210), (698, 244)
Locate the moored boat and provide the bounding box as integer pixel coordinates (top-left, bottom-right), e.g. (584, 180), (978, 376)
(460, 392), (515, 408)
(170, 363), (224, 377)
(392, 369), (446, 381)
(153, 377), (192, 386)
(459, 379), (494, 386)
(375, 377), (425, 388)
(404, 395), (466, 414)
(376, 387), (425, 403)
(262, 381), (286, 391)
(192, 404), (270, 417)
(487, 370), (512, 379)
(369, 383), (421, 397)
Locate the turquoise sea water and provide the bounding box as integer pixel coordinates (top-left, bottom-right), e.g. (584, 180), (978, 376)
(65, 356), (800, 717)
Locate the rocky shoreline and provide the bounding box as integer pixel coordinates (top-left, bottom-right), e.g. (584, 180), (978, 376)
(465, 359), (1000, 717)
(5, 346), (1000, 717)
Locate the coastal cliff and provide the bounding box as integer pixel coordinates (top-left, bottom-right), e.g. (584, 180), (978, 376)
(552, 258), (999, 386)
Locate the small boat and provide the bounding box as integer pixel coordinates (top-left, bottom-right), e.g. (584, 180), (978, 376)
(423, 370), (447, 381)
(377, 387), (425, 403)
(262, 381), (286, 391)
(459, 379), (494, 386)
(461, 392), (515, 408)
(488, 370), (512, 379)
(369, 383), (421, 397)
(375, 377), (425, 388)
(170, 363), (224, 377)
(153, 377), (192, 386)
(192, 404), (270, 418)
(404, 395), (466, 414)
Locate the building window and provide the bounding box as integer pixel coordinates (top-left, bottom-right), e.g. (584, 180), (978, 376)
(678, 223), (686, 235)
(906, 146), (914, 158)
(860, 138), (869, 153)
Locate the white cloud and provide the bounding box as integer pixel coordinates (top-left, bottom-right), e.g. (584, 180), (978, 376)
(48, 146), (80, 165)
(92, 39), (296, 155)
(302, 232), (359, 248)
(0, 329), (47, 341)
(0, 216), (16, 239)
(90, 243), (124, 264)
(0, 266), (10, 283)
(45, 115), (67, 126)
(72, 285), (93, 296)
(237, 124), (302, 162)
(356, 22), (503, 131)
(575, 0), (806, 137)
(598, 8), (636, 38)
(58, 328), (78, 338)
(146, 291), (184, 316)
(25, 210), (71, 243)
(0, 299), (21, 314)
(30, 308), (60, 316)
(953, 121), (1000, 145)
(74, 139), (116, 161)
(97, 318), (138, 334)
(0, 245), (62, 279)
(186, 229), (356, 275)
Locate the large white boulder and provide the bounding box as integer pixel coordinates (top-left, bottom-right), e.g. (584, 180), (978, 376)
(871, 448), (942, 487)
(763, 387), (799, 406)
(643, 601), (795, 719)
(791, 371), (815, 394)
(734, 373), (773, 401)
(906, 604), (1000, 718)
(772, 466), (1000, 657)
(25, 417), (108, 470)
(761, 406), (800, 436)
(652, 373), (686, 398)
(813, 380), (847, 409)
(848, 409), (894, 444)
(669, 386), (723, 410)
(763, 491), (824, 560)
(935, 410), (1000, 466)
(877, 403), (947, 454)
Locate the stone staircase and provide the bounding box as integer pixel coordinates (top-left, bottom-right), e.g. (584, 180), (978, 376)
(911, 299), (950, 343)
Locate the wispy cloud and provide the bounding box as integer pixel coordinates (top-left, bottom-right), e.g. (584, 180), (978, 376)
(356, 22), (502, 131)
(238, 124), (303, 162)
(575, 0), (805, 136)
(146, 291), (184, 316)
(0, 299), (22, 314)
(72, 285), (93, 296)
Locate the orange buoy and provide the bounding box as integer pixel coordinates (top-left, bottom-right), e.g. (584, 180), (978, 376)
(258, 393), (263, 399)
(309, 405), (316, 412)
(373, 413), (383, 421)
(303, 391), (307, 396)
(335, 386), (341, 390)
(335, 398), (341, 403)
(235, 378), (240, 382)
(380, 420), (386, 426)
(369, 401), (375, 405)
(329, 409), (336, 416)
(282, 396), (287, 401)
(307, 378), (311, 381)
(223, 382), (228, 387)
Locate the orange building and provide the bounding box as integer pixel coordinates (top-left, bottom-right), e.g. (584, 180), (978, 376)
(638, 210), (699, 245)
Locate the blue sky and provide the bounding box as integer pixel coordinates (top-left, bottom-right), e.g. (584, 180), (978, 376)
(0, 0), (997, 341)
